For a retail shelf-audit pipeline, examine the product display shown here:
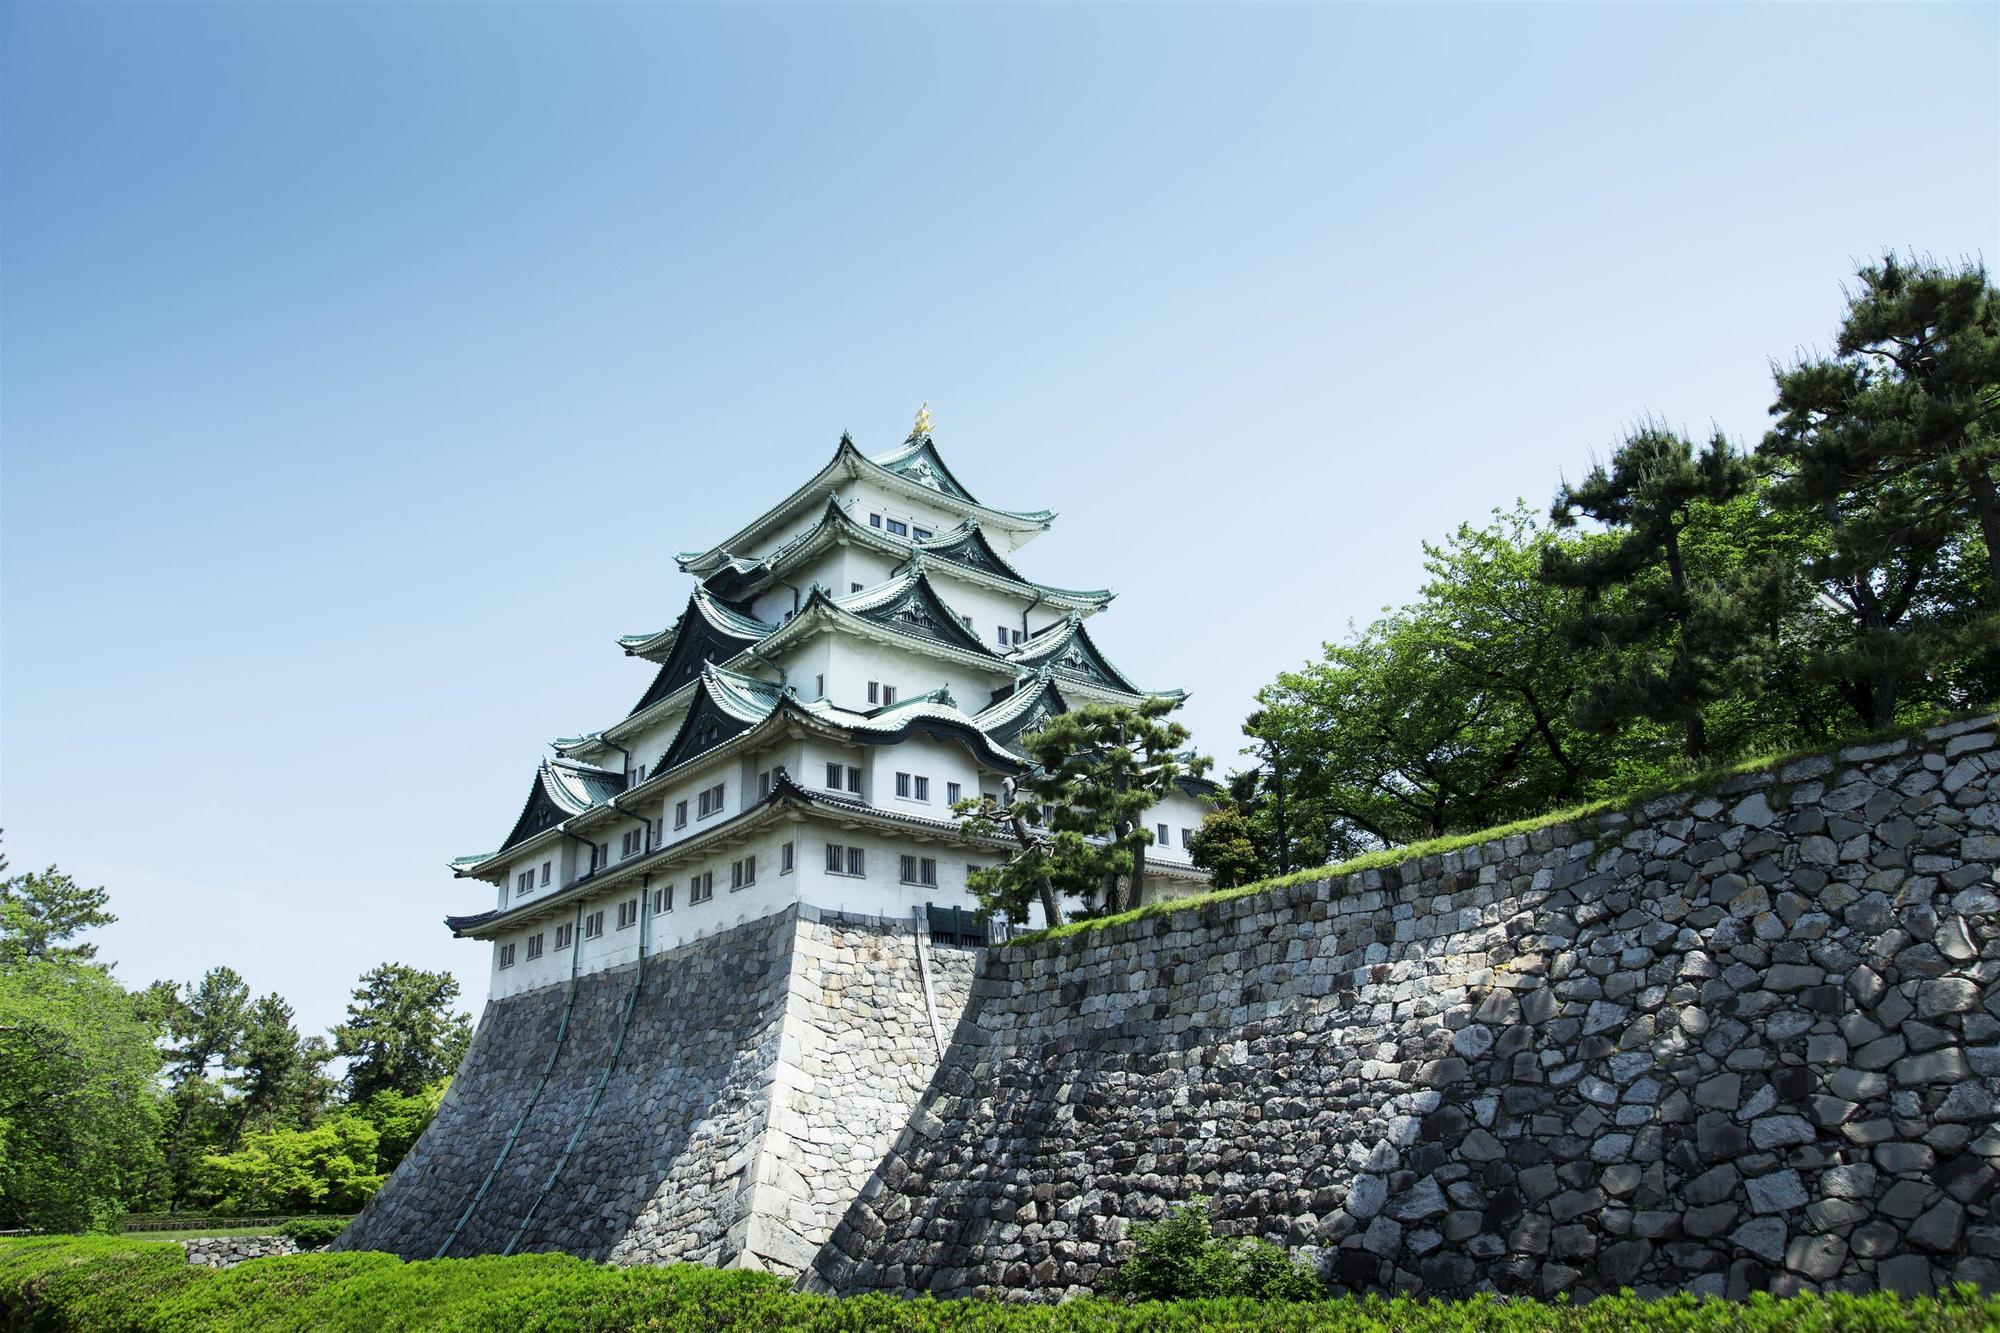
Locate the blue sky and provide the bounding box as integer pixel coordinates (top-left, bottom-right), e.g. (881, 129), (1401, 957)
(4, 2), (1994, 1040)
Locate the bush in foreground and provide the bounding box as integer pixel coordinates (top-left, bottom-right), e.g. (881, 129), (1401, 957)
(277, 1217), (350, 1248)
(1, 1236), (1994, 1332)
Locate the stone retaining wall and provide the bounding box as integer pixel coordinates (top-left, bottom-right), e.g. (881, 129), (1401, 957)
(338, 905), (971, 1273)
(178, 1235), (298, 1267)
(810, 717), (1999, 1302)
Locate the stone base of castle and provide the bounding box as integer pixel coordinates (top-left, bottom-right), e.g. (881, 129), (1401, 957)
(336, 904), (974, 1271)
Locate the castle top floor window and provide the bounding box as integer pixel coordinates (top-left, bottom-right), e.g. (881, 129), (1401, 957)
(886, 519), (909, 537)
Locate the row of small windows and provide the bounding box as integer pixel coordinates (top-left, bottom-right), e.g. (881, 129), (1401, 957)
(517, 806), (1189, 911)
(868, 512), (934, 542)
(499, 847), (798, 968)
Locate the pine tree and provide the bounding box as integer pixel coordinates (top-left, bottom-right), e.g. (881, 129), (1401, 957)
(0, 843), (116, 965)
(955, 699), (1204, 925)
(1760, 254), (2000, 727)
(1187, 806), (1264, 888)
(226, 993), (331, 1148)
(1542, 426), (1767, 765)
(333, 963), (473, 1102)
(157, 966), (251, 1208)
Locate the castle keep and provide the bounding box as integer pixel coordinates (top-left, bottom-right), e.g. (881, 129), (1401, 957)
(337, 415), (1213, 1267)
(340, 416), (1997, 1300)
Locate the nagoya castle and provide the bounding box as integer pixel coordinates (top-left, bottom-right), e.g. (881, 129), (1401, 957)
(338, 409), (1213, 1271)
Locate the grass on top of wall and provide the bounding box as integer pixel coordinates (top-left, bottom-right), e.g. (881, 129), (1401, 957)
(1, 1237), (1995, 1333)
(1003, 703), (1998, 952)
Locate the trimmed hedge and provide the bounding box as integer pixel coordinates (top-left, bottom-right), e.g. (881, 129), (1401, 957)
(2, 1238), (1994, 1333)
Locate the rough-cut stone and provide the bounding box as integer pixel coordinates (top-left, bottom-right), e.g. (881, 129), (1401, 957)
(340, 906), (974, 1273)
(337, 719), (2000, 1304)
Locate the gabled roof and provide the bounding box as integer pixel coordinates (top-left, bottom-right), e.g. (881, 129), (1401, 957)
(867, 433), (981, 503)
(496, 759), (626, 854)
(1007, 612), (1177, 700)
(970, 668), (1075, 755)
(675, 434), (1054, 576)
(622, 590), (773, 716)
(837, 557), (995, 657)
(654, 662), (787, 772)
(617, 587), (771, 666)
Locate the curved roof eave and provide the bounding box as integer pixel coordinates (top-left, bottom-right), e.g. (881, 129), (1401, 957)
(675, 437), (1054, 576)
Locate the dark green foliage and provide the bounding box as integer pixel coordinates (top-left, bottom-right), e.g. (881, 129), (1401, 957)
(1761, 253), (2000, 727)
(1107, 1199), (1324, 1302)
(332, 964), (473, 1103)
(1187, 806), (1265, 889)
(1249, 508), (1653, 853)
(1543, 427), (1769, 765)
(278, 1216), (351, 1248)
(956, 699), (1206, 926)
(0, 850), (116, 966)
(3, 1237), (1996, 1331)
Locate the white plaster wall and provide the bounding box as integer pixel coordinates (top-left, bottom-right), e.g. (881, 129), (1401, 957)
(818, 635), (1013, 718)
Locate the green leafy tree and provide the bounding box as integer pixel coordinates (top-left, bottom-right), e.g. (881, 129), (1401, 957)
(199, 1115), (384, 1214)
(1542, 426), (1769, 765)
(1247, 507), (1652, 859)
(333, 964), (472, 1102)
(955, 699), (1205, 925)
(0, 846), (116, 966)
(0, 850), (162, 1232)
(351, 1079), (449, 1173)
(1186, 805), (1266, 889)
(1761, 253), (2000, 727)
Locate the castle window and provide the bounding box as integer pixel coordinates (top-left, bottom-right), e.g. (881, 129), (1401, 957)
(995, 626), (1009, 648)
(826, 762), (842, 789)
(555, 922), (574, 950)
(826, 843), (865, 877)
(895, 772), (911, 798)
(882, 685), (897, 706)
(498, 943), (516, 969)
(848, 765), (862, 791)
(1181, 828), (1193, 849)
(731, 856), (756, 890)
(947, 782), (962, 805)
(915, 776), (930, 801)
(540, 861), (552, 886)
(780, 841), (794, 874)
(620, 829), (645, 859)
(887, 519), (908, 537)
(899, 855), (937, 886)
(851, 582), (864, 594)
(697, 782), (725, 819)
(654, 883), (673, 914)
(583, 910), (604, 939)
(526, 933), (543, 960)
(912, 527), (932, 541)
(515, 871), (533, 897)
(758, 770), (772, 798)
(867, 681), (879, 704)
(869, 513), (882, 528)
(690, 870), (715, 904)
(674, 800), (688, 829)
(617, 898), (639, 930)
(814, 673), (825, 699)
(1156, 823), (1169, 846)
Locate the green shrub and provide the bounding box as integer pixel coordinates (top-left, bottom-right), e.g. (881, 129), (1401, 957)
(277, 1217), (350, 1249)
(2, 1236), (1996, 1332)
(1107, 1198), (1324, 1302)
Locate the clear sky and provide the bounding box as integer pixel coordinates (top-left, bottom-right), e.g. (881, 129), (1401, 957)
(4, 2), (1995, 1041)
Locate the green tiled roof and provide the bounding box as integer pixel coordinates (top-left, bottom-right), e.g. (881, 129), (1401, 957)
(623, 589), (773, 717)
(1006, 611), (1174, 699)
(699, 496), (1112, 611)
(676, 434), (1053, 576)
